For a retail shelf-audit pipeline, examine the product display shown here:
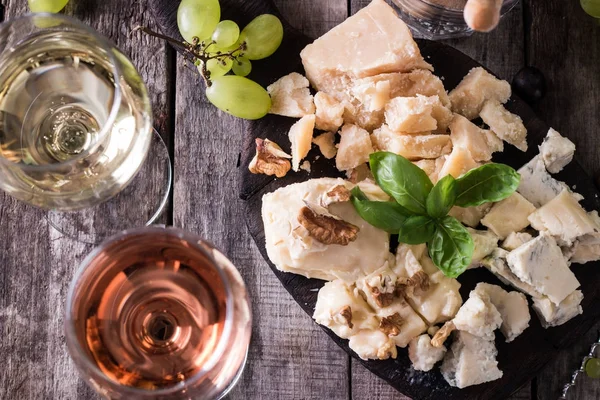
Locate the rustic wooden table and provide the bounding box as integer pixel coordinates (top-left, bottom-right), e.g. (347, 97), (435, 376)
(0, 0), (599, 399)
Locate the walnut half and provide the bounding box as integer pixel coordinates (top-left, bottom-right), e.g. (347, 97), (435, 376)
(379, 313), (404, 337)
(297, 206), (359, 246)
(338, 305), (353, 329)
(248, 138), (291, 178)
(431, 321), (455, 348)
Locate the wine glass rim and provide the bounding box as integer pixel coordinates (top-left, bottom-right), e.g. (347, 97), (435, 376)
(0, 13), (123, 172)
(65, 226), (238, 397)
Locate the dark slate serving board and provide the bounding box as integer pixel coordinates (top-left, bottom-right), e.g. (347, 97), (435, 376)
(149, 1), (600, 399)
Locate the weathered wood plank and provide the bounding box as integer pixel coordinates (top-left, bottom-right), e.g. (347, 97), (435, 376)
(0, 0), (171, 399)
(347, 1), (529, 398)
(529, 1), (600, 398)
(170, 1), (348, 398)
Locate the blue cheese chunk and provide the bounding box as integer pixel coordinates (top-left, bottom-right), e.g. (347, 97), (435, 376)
(528, 190), (599, 246)
(480, 249), (542, 298)
(473, 283), (530, 342)
(409, 334), (447, 371)
(569, 232), (600, 264)
(517, 155), (566, 207)
(506, 233), (580, 305)
(481, 193), (536, 239)
(532, 290), (583, 328)
(441, 331), (503, 388)
(539, 128), (575, 174)
(452, 291), (502, 341)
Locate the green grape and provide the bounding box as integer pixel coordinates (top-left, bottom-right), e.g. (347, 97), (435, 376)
(232, 57), (252, 77)
(238, 14), (284, 60)
(203, 57), (233, 79)
(581, 0), (600, 17)
(206, 76), (271, 120)
(212, 20), (240, 48)
(28, 0), (69, 13)
(585, 358), (600, 379)
(177, 0), (221, 43)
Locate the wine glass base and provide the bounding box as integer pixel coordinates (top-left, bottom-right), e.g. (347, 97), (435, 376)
(46, 128), (172, 244)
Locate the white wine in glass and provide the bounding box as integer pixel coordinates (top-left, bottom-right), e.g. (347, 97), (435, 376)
(66, 227), (252, 399)
(0, 14), (152, 210)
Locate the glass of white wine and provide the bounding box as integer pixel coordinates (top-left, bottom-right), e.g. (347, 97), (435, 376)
(0, 14), (171, 242)
(65, 226), (252, 399)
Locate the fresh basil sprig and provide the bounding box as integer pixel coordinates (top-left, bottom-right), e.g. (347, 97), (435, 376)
(351, 151), (520, 278)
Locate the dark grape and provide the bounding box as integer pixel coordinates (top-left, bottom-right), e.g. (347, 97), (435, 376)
(512, 66), (547, 104)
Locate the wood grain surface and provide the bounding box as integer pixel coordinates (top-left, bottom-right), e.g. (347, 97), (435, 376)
(0, 0), (599, 399)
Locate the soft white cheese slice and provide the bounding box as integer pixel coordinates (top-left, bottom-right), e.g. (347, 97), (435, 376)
(408, 334), (447, 372)
(262, 178), (390, 281)
(506, 233), (580, 305)
(473, 283), (530, 342)
(441, 331), (503, 389)
(539, 128), (575, 174)
(300, 0), (432, 93)
(517, 155), (566, 207)
(348, 329), (398, 361)
(481, 192), (536, 239)
(528, 190), (599, 246)
(532, 290), (583, 328)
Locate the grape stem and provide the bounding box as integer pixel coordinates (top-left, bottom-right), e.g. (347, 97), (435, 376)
(133, 26), (246, 86)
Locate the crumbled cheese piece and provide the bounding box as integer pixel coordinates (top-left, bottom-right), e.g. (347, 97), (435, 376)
(517, 155), (567, 207)
(539, 128), (576, 174)
(528, 190), (599, 246)
(300, 0), (431, 93)
(480, 249), (542, 298)
(384, 95), (438, 133)
(300, 160), (311, 172)
(473, 283), (530, 342)
(351, 79), (391, 112)
(452, 291), (502, 340)
(468, 228), (499, 266)
(371, 125), (452, 160)
(262, 178), (390, 281)
(448, 203), (492, 228)
(312, 131), (337, 159)
(532, 290), (583, 328)
(267, 73), (315, 117)
(336, 124), (374, 171)
(348, 329), (398, 360)
(409, 334), (447, 372)
(449, 114), (503, 161)
(481, 193), (536, 239)
(502, 231), (534, 251)
(448, 67), (511, 120)
(441, 331), (503, 388)
(437, 146), (479, 180)
(506, 233), (580, 305)
(480, 100), (528, 152)
(412, 157), (446, 183)
(314, 92), (344, 131)
(313, 279), (378, 339)
(288, 114), (315, 171)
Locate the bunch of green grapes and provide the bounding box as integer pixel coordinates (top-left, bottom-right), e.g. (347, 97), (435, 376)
(28, 0), (69, 13)
(177, 0), (284, 119)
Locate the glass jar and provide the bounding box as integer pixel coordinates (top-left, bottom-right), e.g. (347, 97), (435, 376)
(390, 0), (521, 40)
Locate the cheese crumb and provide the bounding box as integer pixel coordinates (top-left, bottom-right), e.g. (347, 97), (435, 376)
(480, 100), (528, 152)
(312, 131), (338, 159)
(314, 92), (344, 131)
(288, 115), (316, 171)
(267, 73), (315, 118)
(336, 124), (374, 171)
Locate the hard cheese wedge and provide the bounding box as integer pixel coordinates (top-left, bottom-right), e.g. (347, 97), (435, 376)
(300, 0), (432, 93)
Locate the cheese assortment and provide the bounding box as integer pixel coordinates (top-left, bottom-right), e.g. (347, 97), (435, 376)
(254, 0), (599, 389)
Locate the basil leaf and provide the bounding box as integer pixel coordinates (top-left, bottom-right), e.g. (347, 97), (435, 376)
(426, 175), (456, 218)
(369, 152), (433, 215)
(398, 215), (436, 245)
(454, 163), (521, 208)
(429, 216), (474, 278)
(350, 187), (412, 233)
